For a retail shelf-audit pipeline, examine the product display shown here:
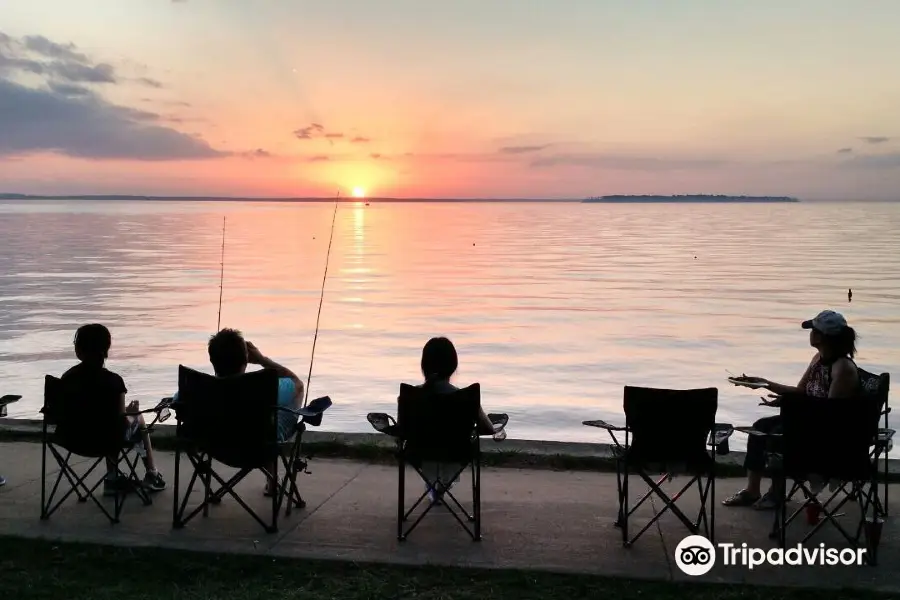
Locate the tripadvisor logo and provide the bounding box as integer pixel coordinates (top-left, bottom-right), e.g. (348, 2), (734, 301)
(674, 535), (867, 576)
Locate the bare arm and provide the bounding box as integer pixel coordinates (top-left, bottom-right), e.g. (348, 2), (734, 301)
(765, 353), (819, 395)
(828, 358), (858, 398)
(477, 407), (494, 436)
(257, 355), (301, 385)
(247, 342), (304, 401)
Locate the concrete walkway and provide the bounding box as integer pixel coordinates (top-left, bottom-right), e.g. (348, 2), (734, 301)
(0, 440), (896, 592)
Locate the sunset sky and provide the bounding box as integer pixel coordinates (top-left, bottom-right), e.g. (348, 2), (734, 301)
(1, 1), (899, 199)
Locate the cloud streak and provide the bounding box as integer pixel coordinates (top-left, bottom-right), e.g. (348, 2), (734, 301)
(1, 32), (118, 84)
(0, 31), (223, 161)
(840, 153), (900, 169)
(293, 123), (325, 140)
(293, 123), (372, 146)
(498, 144), (550, 154)
(0, 79), (224, 160)
(529, 153), (728, 170)
(860, 136), (891, 144)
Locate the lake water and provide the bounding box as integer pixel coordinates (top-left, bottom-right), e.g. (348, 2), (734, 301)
(1, 199), (898, 451)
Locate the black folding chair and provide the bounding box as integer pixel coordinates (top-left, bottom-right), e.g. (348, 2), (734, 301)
(40, 375), (171, 524)
(367, 383), (508, 541)
(584, 386), (733, 547)
(763, 391), (883, 565)
(171, 365), (331, 534)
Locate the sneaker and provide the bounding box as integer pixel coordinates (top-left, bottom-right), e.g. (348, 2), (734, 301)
(142, 471), (166, 492)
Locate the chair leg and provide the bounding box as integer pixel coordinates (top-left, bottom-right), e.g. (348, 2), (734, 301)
(270, 461), (279, 534)
(40, 439), (48, 520)
(621, 459), (630, 546)
(473, 458), (482, 541)
(397, 452), (406, 541)
(172, 445), (182, 528)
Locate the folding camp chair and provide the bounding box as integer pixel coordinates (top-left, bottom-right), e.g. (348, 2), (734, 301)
(583, 386), (733, 547)
(171, 365), (331, 534)
(759, 391), (884, 565)
(366, 383), (508, 541)
(40, 375), (171, 524)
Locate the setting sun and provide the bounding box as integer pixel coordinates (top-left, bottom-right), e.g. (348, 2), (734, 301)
(352, 187), (366, 198)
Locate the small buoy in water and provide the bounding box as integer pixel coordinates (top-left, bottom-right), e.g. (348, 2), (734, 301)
(848, 288), (853, 302)
(694, 255), (697, 259)
(473, 243), (475, 246)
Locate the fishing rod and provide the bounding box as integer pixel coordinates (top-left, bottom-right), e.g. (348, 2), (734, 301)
(303, 190), (340, 407)
(216, 216), (226, 331)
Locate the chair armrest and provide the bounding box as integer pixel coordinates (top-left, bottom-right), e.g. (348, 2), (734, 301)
(367, 412), (398, 436)
(129, 398), (174, 425)
(277, 396), (332, 427)
(583, 419), (627, 432)
(708, 423), (735, 447)
(877, 428), (896, 443)
(133, 397), (173, 415)
(1, 394), (22, 406)
(279, 396), (332, 418)
(487, 412), (509, 432)
(734, 426), (779, 438)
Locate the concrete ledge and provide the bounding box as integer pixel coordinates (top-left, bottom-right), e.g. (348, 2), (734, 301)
(3, 417), (899, 479)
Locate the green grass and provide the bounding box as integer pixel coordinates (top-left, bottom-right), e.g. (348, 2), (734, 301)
(0, 536), (891, 600)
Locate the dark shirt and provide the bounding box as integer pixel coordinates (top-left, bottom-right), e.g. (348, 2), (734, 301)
(60, 362), (127, 399)
(419, 379), (458, 394)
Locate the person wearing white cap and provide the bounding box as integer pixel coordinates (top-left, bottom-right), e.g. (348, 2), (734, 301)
(723, 310), (860, 510)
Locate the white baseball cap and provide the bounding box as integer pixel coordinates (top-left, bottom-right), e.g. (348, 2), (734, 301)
(801, 310), (848, 335)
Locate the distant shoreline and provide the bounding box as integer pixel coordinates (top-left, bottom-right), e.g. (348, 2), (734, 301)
(583, 194), (799, 203)
(1, 193), (800, 203)
(1, 194), (568, 203)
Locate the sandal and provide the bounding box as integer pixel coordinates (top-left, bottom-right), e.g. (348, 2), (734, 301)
(722, 489), (761, 506)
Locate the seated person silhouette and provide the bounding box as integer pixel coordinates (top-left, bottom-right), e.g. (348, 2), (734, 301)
(417, 337), (496, 502)
(60, 324), (166, 495)
(172, 328), (304, 496)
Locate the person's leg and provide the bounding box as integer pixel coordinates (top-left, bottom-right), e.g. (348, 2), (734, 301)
(723, 415), (781, 505)
(267, 400), (302, 496)
(753, 418), (785, 509)
(128, 405), (165, 492)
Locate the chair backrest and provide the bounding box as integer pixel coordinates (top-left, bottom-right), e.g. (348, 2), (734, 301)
(780, 391), (881, 481)
(174, 365), (280, 468)
(623, 386), (718, 466)
(858, 368), (889, 411)
(397, 383), (481, 465)
(43, 374), (125, 457)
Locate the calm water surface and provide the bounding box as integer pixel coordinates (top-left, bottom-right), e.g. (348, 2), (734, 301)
(1, 200), (898, 451)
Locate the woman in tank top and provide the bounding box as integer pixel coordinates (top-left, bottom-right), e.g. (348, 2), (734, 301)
(723, 310), (860, 509)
